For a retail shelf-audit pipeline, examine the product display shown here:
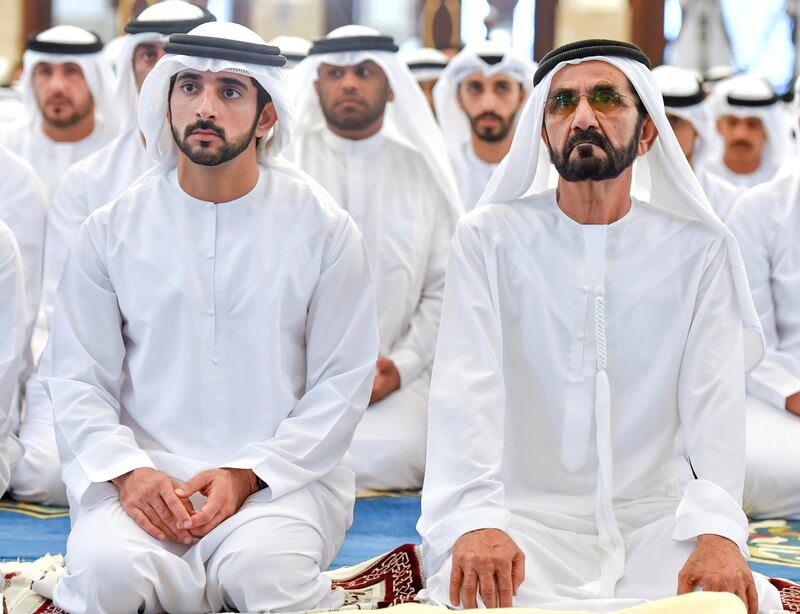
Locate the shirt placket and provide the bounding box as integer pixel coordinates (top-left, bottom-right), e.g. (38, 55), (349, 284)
(204, 202), (224, 437)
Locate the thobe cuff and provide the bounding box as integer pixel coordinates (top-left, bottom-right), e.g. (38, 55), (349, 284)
(434, 507), (512, 549)
(746, 360), (800, 410)
(65, 447), (155, 509)
(672, 479), (749, 558)
(224, 452), (300, 502)
(389, 347), (423, 386)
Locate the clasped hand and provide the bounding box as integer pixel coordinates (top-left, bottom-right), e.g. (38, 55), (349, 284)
(112, 467), (260, 544)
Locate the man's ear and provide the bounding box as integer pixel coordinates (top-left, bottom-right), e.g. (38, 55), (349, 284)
(255, 101), (278, 138)
(387, 84), (395, 102)
(313, 79), (321, 97)
(716, 117), (724, 135)
(541, 123), (550, 148)
(637, 115), (658, 155)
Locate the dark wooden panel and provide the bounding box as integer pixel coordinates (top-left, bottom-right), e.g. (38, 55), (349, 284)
(325, 0), (355, 33)
(534, 0), (556, 61)
(630, 0), (665, 66)
(22, 0), (52, 52)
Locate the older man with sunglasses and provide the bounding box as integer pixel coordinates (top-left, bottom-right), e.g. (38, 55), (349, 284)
(418, 39), (780, 613)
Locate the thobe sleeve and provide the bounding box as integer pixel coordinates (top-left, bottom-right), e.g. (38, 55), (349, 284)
(388, 190), (454, 385)
(0, 234), (26, 495)
(40, 217), (155, 507)
(223, 213), (379, 501)
(728, 196), (800, 409)
(673, 238), (750, 557)
(417, 219), (510, 556)
(42, 166), (91, 328)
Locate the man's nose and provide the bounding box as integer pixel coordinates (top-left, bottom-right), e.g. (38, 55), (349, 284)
(195, 88), (218, 119)
(571, 96), (599, 131)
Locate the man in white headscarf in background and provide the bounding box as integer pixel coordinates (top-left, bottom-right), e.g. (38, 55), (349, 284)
(43, 1), (216, 335)
(41, 21), (378, 614)
(651, 64), (740, 221)
(288, 26), (461, 492)
(434, 42), (536, 211)
(11, 1), (217, 509)
(0, 26), (117, 196)
(0, 221), (25, 497)
(705, 75), (791, 189)
(726, 110), (800, 519)
(404, 46), (449, 114)
(268, 35), (311, 69)
(418, 39), (781, 613)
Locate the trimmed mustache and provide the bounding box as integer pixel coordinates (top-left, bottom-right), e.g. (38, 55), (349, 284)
(565, 128), (610, 154)
(730, 139), (753, 148)
(184, 119), (225, 141)
(475, 111), (503, 123)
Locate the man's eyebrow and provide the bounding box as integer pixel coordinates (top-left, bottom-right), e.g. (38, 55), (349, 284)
(219, 76), (249, 89)
(592, 81), (621, 91)
(176, 71), (202, 82)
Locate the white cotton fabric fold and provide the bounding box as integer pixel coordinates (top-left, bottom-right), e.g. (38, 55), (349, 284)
(289, 29), (462, 224)
(478, 55), (763, 371)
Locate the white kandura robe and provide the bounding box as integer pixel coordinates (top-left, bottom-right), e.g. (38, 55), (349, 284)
(0, 145), (46, 382)
(449, 140), (498, 213)
(418, 192), (781, 612)
(0, 146), (57, 504)
(289, 126), (454, 491)
(11, 130), (148, 506)
(40, 164), (379, 614)
(727, 171), (800, 519)
(0, 220), (25, 496)
(703, 156), (780, 191)
(0, 119), (115, 197)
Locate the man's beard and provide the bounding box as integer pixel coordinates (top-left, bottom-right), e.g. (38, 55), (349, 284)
(469, 110), (517, 143)
(321, 96), (387, 133)
(40, 97), (92, 129)
(547, 116), (644, 182)
(171, 115), (258, 167)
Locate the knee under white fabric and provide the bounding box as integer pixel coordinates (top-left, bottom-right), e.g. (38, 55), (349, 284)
(54, 481), (349, 614)
(744, 395), (800, 519)
(348, 374), (429, 491)
(9, 377), (66, 506)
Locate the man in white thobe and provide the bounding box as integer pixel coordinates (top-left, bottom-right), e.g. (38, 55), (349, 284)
(289, 26), (461, 491)
(705, 75), (791, 190)
(418, 39), (781, 613)
(43, 1), (216, 340)
(0, 220), (25, 497)
(651, 65), (740, 221)
(40, 21), (378, 614)
(727, 171), (800, 519)
(433, 42), (536, 211)
(0, 146), (51, 503)
(404, 47), (449, 114)
(0, 26), (117, 197)
(15, 2), (217, 509)
(268, 36), (311, 69)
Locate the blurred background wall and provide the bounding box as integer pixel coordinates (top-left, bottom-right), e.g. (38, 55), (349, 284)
(1, 0), (797, 93)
